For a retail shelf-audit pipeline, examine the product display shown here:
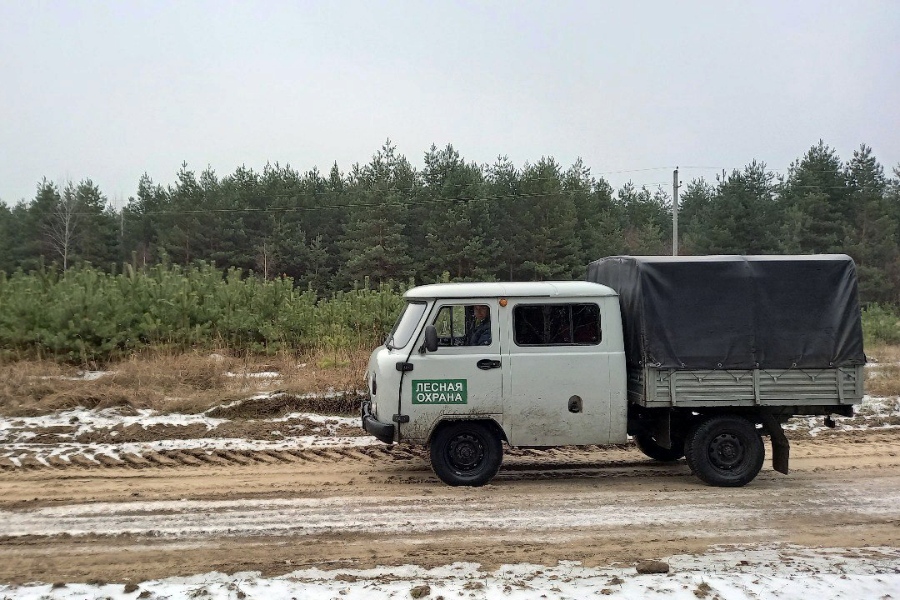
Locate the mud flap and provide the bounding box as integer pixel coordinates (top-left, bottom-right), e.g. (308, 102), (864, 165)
(759, 411), (789, 475)
(650, 410), (672, 449)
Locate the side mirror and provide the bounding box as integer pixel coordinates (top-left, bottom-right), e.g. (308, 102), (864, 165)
(424, 325), (438, 353)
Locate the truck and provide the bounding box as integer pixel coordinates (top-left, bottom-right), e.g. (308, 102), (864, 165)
(360, 254), (866, 487)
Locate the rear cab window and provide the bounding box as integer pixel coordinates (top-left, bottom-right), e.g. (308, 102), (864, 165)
(513, 303), (601, 346)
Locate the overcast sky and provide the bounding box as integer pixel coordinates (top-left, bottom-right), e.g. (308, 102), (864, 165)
(1, 0), (898, 206)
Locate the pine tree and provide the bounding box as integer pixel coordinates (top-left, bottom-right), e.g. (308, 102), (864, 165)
(21, 179), (64, 269)
(517, 158), (581, 280)
(0, 203), (14, 273)
(338, 141), (416, 286)
(617, 182), (670, 255)
(678, 178), (716, 254)
(156, 163), (207, 265)
(72, 179), (120, 268)
(844, 145), (897, 302)
(419, 144), (494, 281)
(320, 162), (351, 287)
(259, 163), (302, 281)
(565, 159), (625, 268)
(123, 174), (169, 267)
(689, 162), (780, 254)
(779, 141), (850, 253)
(485, 155), (525, 280)
(216, 166), (260, 271)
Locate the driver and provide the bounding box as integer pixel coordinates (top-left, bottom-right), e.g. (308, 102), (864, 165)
(468, 305), (492, 346)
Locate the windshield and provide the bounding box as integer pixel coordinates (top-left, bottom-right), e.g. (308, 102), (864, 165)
(386, 301), (427, 349)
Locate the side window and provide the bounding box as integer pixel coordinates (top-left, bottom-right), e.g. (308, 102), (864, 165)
(433, 305), (466, 347)
(572, 304), (602, 344)
(514, 303), (601, 346)
(432, 304), (492, 347)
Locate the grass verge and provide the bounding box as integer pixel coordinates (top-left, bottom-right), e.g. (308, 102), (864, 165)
(0, 346), (371, 417)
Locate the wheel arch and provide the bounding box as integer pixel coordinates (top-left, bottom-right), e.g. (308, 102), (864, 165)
(427, 416), (508, 446)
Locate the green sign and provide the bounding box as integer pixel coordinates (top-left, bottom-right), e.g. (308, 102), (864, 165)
(412, 379), (467, 404)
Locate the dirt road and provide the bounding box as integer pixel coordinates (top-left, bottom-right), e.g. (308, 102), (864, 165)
(1, 428), (899, 585)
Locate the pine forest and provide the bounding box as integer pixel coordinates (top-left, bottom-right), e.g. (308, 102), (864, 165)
(2, 140), (900, 360)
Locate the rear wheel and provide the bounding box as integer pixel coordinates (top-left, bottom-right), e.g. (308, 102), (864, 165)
(686, 415), (764, 487)
(634, 433), (685, 462)
(430, 421), (503, 487)
(684, 422), (700, 474)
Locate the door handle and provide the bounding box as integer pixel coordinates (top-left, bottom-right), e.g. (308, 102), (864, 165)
(477, 359), (501, 370)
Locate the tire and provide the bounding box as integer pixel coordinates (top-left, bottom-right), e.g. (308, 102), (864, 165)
(634, 433), (685, 462)
(430, 421), (503, 487)
(684, 421), (701, 474)
(686, 415), (764, 487)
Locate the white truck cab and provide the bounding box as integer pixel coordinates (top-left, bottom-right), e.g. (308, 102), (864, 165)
(361, 281), (628, 486)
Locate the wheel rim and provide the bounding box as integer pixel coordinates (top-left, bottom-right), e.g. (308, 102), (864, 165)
(707, 432), (745, 470)
(447, 433), (485, 473)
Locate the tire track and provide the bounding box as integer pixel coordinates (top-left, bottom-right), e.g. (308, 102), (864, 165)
(1, 428), (898, 473)
(0, 444), (423, 471)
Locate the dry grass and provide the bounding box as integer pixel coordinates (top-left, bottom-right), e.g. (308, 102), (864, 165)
(867, 365), (900, 397)
(866, 343), (900, 365)
(865, 344), (900, 397)
(0, 346), (371, 417)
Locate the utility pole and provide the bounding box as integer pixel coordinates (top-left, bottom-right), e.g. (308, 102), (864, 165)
(673, 167), (680, 256)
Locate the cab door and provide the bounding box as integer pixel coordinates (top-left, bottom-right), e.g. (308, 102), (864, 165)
(399, 299), (503, 442)
(503, 300), (613, 446)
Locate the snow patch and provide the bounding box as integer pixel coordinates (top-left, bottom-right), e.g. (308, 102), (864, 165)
(225, 371), (281, 378)
(785, 394), (900, 435)
(1, 545), (898, 599)
(37, 370), (113, 381)
(0, 408), (229, 440)
(0, 403), (372, 464)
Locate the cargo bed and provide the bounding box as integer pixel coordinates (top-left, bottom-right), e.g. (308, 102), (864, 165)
(628, 365), (864, 410)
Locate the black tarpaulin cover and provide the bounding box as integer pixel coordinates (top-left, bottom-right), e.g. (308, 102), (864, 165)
(586, 255), (866, 370)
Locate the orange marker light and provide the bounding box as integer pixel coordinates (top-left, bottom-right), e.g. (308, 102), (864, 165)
(499, 298), (508, 307)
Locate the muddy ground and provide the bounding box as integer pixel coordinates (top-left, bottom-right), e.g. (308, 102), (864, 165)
(0, 426), (899, 586)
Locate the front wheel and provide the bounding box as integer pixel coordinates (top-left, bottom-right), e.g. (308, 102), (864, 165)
(686, 416), (764, 487)
(430, 421), (503, 486)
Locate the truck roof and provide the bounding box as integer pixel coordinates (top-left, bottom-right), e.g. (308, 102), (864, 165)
(404, 281), (616, 300)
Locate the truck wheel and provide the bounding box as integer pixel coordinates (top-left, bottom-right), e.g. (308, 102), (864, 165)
(634, 433), (685, 462)
(687, 416), (764, 487)
(430, 421), (503, 487)
(684, 422), (700, 473)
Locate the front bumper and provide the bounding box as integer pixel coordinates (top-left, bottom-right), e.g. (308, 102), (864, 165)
(360, 399), (395, 444)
